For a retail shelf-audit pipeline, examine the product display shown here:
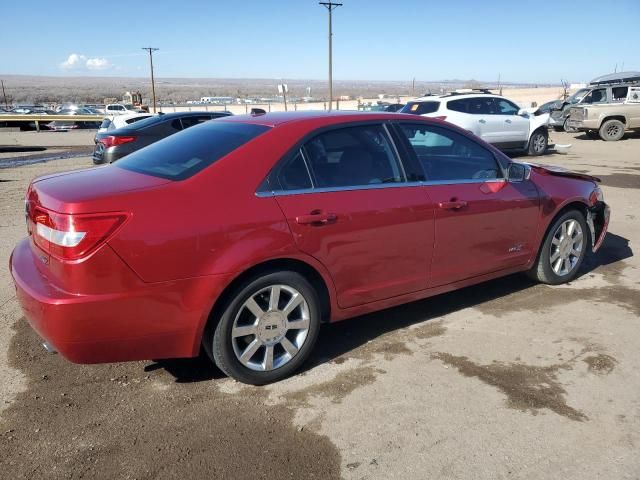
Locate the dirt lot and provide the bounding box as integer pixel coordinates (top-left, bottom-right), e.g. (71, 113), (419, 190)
(0, 131), (638, 479)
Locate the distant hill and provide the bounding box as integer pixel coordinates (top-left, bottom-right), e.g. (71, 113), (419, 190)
(0, 74), (558, 105)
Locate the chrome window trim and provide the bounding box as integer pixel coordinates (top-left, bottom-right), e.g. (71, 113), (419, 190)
(256, 178), (506, 198)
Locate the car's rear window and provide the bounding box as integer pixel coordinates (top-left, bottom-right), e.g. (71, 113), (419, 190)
(400, 101), (440, 115)
(115, 121), (270, 180)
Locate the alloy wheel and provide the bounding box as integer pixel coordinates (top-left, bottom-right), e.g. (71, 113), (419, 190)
(532, 134), (546, 153)
(231, 285), (310, 372)
(549, 219), (584, 276)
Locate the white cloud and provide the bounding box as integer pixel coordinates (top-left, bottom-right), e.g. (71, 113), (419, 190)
(60, 53), (113, 71)
(86, 57), (111, 70)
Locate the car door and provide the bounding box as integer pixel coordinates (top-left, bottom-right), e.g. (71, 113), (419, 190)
(493, 98), (530, 147)
(396, 122), (540, 287)
(272, 123), (435, 309)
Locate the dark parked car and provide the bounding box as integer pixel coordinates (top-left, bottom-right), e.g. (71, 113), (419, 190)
(46, 120), (102, 131)
(11, 111), (609, 385)
(92, 111), (232, 164)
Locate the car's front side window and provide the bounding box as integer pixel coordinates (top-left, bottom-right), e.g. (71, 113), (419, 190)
(495, 99), (520, 115)
(303, 125), (404, 188)
(399, 123), (503, 182)
(583, 88), (608, 104)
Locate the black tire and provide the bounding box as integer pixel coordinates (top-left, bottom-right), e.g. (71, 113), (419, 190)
(206, 271), (321, 385)
(585, 130), (600, 139)
(527, 210), (589, 285)
(599, 119), (625, 141)
(527, 129), (548, 156)
(563, 117), (577, 133)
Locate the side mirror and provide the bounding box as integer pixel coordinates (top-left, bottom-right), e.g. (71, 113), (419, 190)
(507, 163), (531, 183)
(517, 109), (529, 117)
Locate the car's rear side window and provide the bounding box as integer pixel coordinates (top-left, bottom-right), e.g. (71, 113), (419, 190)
(303, 125), (404, 188)
(400, 101), (440, 115)
(116, 122), (270, 180)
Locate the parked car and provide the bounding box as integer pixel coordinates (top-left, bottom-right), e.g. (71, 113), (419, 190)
(552, 72), (640, 132)
(10, 111), (610, 385)
(46, 120), (101, 131)
(92, 111), (232, 164)
(568, 86), (640, 141)
(105, 103), (144, 115)
(401, 92), (550, 155)
(58, 107), (102, 115)
(97, 113), (154, 133)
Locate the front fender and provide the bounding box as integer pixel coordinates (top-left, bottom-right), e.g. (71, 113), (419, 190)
(529, 112), (550, 137)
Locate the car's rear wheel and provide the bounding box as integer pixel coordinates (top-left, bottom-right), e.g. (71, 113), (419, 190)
(527, 129), (548, 156)
(599, 119), (625, 141)
(527, 210), (588, 285)
(206, 271), (321, 385)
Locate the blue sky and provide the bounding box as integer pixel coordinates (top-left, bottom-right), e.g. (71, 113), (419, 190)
(1, 0), (638, 83)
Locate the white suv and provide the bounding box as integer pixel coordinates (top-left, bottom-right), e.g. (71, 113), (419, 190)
(400, 93), (550, 156)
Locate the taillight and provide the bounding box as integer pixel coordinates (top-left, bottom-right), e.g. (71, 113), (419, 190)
(28, 207), (128, 261)
(433, 116), (447, 121)
(100, 135), (137, 148)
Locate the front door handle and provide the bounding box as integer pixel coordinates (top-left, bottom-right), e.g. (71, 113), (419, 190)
(295, 211), (337, 225)
(505, 119), (512, 123)
(438, 200), (468, 210)
(478, 119), (486, 124)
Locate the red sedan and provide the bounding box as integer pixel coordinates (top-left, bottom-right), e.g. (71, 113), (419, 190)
(10, 111), (610, 384)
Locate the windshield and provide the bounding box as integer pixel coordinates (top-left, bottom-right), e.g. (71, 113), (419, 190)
(400, 101), (440, 115)
(566, 88), (590, 104)
(116, 121), (270, 180)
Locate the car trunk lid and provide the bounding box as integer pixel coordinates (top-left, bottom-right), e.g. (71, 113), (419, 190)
(30, 165), (171, 213)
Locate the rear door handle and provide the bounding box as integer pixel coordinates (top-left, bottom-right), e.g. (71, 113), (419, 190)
(479, 119), (486, 124)
(505, 119), (512, 123)
(295, 211), (337, 225)
(438, 200), (468, 210)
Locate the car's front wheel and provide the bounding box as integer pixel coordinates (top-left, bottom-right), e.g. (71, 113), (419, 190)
(207, 271), (321, 385)
(563, 117), (577, 133)
(527, 129), (548, 156)
(527, 210), (588, 285)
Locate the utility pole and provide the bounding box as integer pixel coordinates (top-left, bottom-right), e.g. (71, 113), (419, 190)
(319, 2), (342, 111)
(142, 47), (159, 113)
(1, 80), (8, 109)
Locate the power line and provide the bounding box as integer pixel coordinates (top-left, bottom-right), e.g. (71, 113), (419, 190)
(142, 47), (159, 113)
(319, 2), (342, 111)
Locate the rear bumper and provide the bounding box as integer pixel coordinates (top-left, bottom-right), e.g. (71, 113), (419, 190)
(10, 238), (233, 363)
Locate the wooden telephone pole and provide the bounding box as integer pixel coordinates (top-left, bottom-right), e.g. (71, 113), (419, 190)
(142, 47), (159, 113)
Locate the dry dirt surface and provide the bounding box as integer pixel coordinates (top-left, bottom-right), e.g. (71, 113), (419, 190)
(1, 131), (639, 479)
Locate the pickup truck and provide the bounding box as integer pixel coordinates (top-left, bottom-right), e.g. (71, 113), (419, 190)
(568, 86), (640, 141)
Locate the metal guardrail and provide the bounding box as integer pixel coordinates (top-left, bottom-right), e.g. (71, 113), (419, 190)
(0, 114), (105, 132)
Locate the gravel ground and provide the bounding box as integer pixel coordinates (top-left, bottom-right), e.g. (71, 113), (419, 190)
(0, 131), (638, 479)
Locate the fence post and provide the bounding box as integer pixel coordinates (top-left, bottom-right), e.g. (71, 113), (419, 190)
(35, 120), (40, 132)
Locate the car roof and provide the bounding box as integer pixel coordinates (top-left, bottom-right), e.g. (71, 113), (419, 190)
(409, 93), (507, 102)
(217, 110), (421, 127)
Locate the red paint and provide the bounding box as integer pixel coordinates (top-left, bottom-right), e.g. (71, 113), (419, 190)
(9, 111), (610, 364)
